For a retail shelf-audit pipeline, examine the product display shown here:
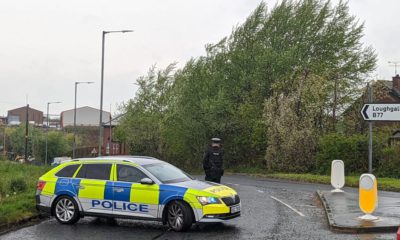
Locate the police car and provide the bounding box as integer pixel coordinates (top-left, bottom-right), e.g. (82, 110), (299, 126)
(36, 156), (241, 231)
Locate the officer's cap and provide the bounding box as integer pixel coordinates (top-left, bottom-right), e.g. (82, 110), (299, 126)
(211, 137), (221, 143)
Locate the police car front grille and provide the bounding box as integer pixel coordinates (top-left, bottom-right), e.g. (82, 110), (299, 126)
(221, 195), (240, 206)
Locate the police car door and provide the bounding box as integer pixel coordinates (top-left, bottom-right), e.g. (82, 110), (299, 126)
(114, 164), (159, 219)
(74, 163), (113, 214)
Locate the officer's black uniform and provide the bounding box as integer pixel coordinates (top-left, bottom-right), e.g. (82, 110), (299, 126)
(203, 139), (224, 183)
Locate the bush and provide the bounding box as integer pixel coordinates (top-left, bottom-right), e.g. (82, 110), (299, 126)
(9, 178), (27, 193)
(316, 133), (383, 175)
(376, 146), (400, 178)
(0, 181), (5, 197)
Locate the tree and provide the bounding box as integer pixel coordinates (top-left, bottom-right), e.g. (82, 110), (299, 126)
(264, 74), (328, 172)
(115, 64), (176, 159)
(117, 0), (376, 171)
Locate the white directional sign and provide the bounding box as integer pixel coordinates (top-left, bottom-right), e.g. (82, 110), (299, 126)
(361, 104), (400, 121)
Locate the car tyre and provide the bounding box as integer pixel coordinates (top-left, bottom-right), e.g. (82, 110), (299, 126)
(53, 195), (80, 224)
(167, 201), (193, 232)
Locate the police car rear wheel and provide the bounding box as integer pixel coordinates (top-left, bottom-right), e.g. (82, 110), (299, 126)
(167, 201), (193, 232)
(54, 196), (80, 224)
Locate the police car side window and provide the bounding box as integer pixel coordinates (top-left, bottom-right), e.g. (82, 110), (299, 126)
(117, 165), (147, 183)
(75, 164), (112, 180)
(55, 164), (80, 177)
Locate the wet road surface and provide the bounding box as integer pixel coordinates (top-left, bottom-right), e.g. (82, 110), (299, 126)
(0, 174), (397, 240)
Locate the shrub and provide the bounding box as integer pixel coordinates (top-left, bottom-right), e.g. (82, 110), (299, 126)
(9, 178), (27, 193)
(376, 146), (400, 178)
(316, 133), (383, 175)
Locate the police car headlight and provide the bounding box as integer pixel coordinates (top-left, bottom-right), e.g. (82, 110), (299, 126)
(196, 196), (221, 205)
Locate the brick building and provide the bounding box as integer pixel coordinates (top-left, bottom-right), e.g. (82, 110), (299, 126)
(102, 114), (129, 156)
(7, 105), (43, 126)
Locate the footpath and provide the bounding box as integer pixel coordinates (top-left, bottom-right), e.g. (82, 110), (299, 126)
(318, 190), (400, 233)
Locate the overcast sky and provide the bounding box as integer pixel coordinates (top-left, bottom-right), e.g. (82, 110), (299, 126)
(0, 0), (399, 117)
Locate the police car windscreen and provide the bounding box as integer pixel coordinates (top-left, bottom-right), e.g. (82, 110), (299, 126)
(143, 163), (193, 184)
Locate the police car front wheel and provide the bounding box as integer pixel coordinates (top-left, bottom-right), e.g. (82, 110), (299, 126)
(167, 201), (193, 232)
(54, 196), (80, 224)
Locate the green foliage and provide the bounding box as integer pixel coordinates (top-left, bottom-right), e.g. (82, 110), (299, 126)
(116, 64), (176, 159)
(6, 125), (36, 156)
(376, 146), (400, 178)
(265, 75), (328, 172)
(63, 126), (97, 147)
(315, 133), (385, 174)
(9, 178), (27, 193)
(117, 0), (376, 171)
(0, 161), (50, 224)
(36, 131), (72, 163)
(5, 126), (72, 163)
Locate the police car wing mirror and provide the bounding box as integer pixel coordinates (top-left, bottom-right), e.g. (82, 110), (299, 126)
(140, 178), (154, 185)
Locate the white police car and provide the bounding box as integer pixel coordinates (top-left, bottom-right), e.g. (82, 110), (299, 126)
(36, 156), (241, 231)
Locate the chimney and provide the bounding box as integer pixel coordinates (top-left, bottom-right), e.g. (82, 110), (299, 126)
(393, 74), (400, 90)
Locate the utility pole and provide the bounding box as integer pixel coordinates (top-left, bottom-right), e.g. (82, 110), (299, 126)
(46, 103), (49, 164)
(389, 61), (400, 76)
(25, 104), (29, 161)
(368, 83), (373, 173)
(3, 127), (6, 156)
(46, 101), (61, 164)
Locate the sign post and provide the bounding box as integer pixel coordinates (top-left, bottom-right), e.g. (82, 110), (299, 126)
(361, 102), (400, 172)
(368, 84), (373, 174)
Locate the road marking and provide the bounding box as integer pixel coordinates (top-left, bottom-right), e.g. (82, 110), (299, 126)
(233, 183), (239, 186)
(270, 196), (305, 217)
(257, 190), (264, 193)
(296, 204), (316, 208)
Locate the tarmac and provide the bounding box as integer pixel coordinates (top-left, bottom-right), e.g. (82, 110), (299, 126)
(318, 189), (400, 233)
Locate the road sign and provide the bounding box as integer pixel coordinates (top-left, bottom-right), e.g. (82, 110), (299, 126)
(361, 103), (400, 121)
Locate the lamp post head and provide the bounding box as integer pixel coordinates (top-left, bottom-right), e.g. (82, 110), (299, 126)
(48, 101), (62, 105)
(76, 81), (95, 85)
(104, 30), (133, 34)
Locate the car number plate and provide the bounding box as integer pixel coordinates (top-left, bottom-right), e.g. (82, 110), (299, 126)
(230, 205), (240, 213)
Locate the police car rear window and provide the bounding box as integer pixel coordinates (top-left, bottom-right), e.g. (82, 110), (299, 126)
(75, 164), (112, 180)
(143, 163), (192, 184)
(117, 165), (147, 183)
(55, 164), (80, 177)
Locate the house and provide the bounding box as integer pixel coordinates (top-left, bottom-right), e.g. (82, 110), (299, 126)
(60, 106), (111, 128)
(7, 105), (43, 126)
(343, 74), (400, 134)
(102, 114), (129, 156)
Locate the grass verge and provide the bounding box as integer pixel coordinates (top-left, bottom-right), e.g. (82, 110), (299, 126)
(226, 167), (400, 192)
(0, 160), (50, 226)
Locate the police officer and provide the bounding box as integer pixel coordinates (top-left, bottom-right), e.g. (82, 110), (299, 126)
(203, 137), (224, 183)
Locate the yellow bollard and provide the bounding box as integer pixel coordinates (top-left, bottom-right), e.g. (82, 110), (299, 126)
(358, 173), (378, 221)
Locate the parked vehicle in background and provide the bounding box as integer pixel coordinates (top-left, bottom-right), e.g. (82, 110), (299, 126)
(51, 157), (72, 167)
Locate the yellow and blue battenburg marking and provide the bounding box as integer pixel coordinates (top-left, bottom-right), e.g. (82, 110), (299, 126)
(37, 160), (239, 223)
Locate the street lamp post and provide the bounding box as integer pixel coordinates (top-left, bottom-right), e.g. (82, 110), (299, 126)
(98, 30), (133, 156)
(45, 101), (61, 165)
(73, 81), (94, 159)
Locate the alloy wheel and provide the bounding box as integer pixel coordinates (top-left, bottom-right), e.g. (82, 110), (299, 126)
(55, 198), (75, 222)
